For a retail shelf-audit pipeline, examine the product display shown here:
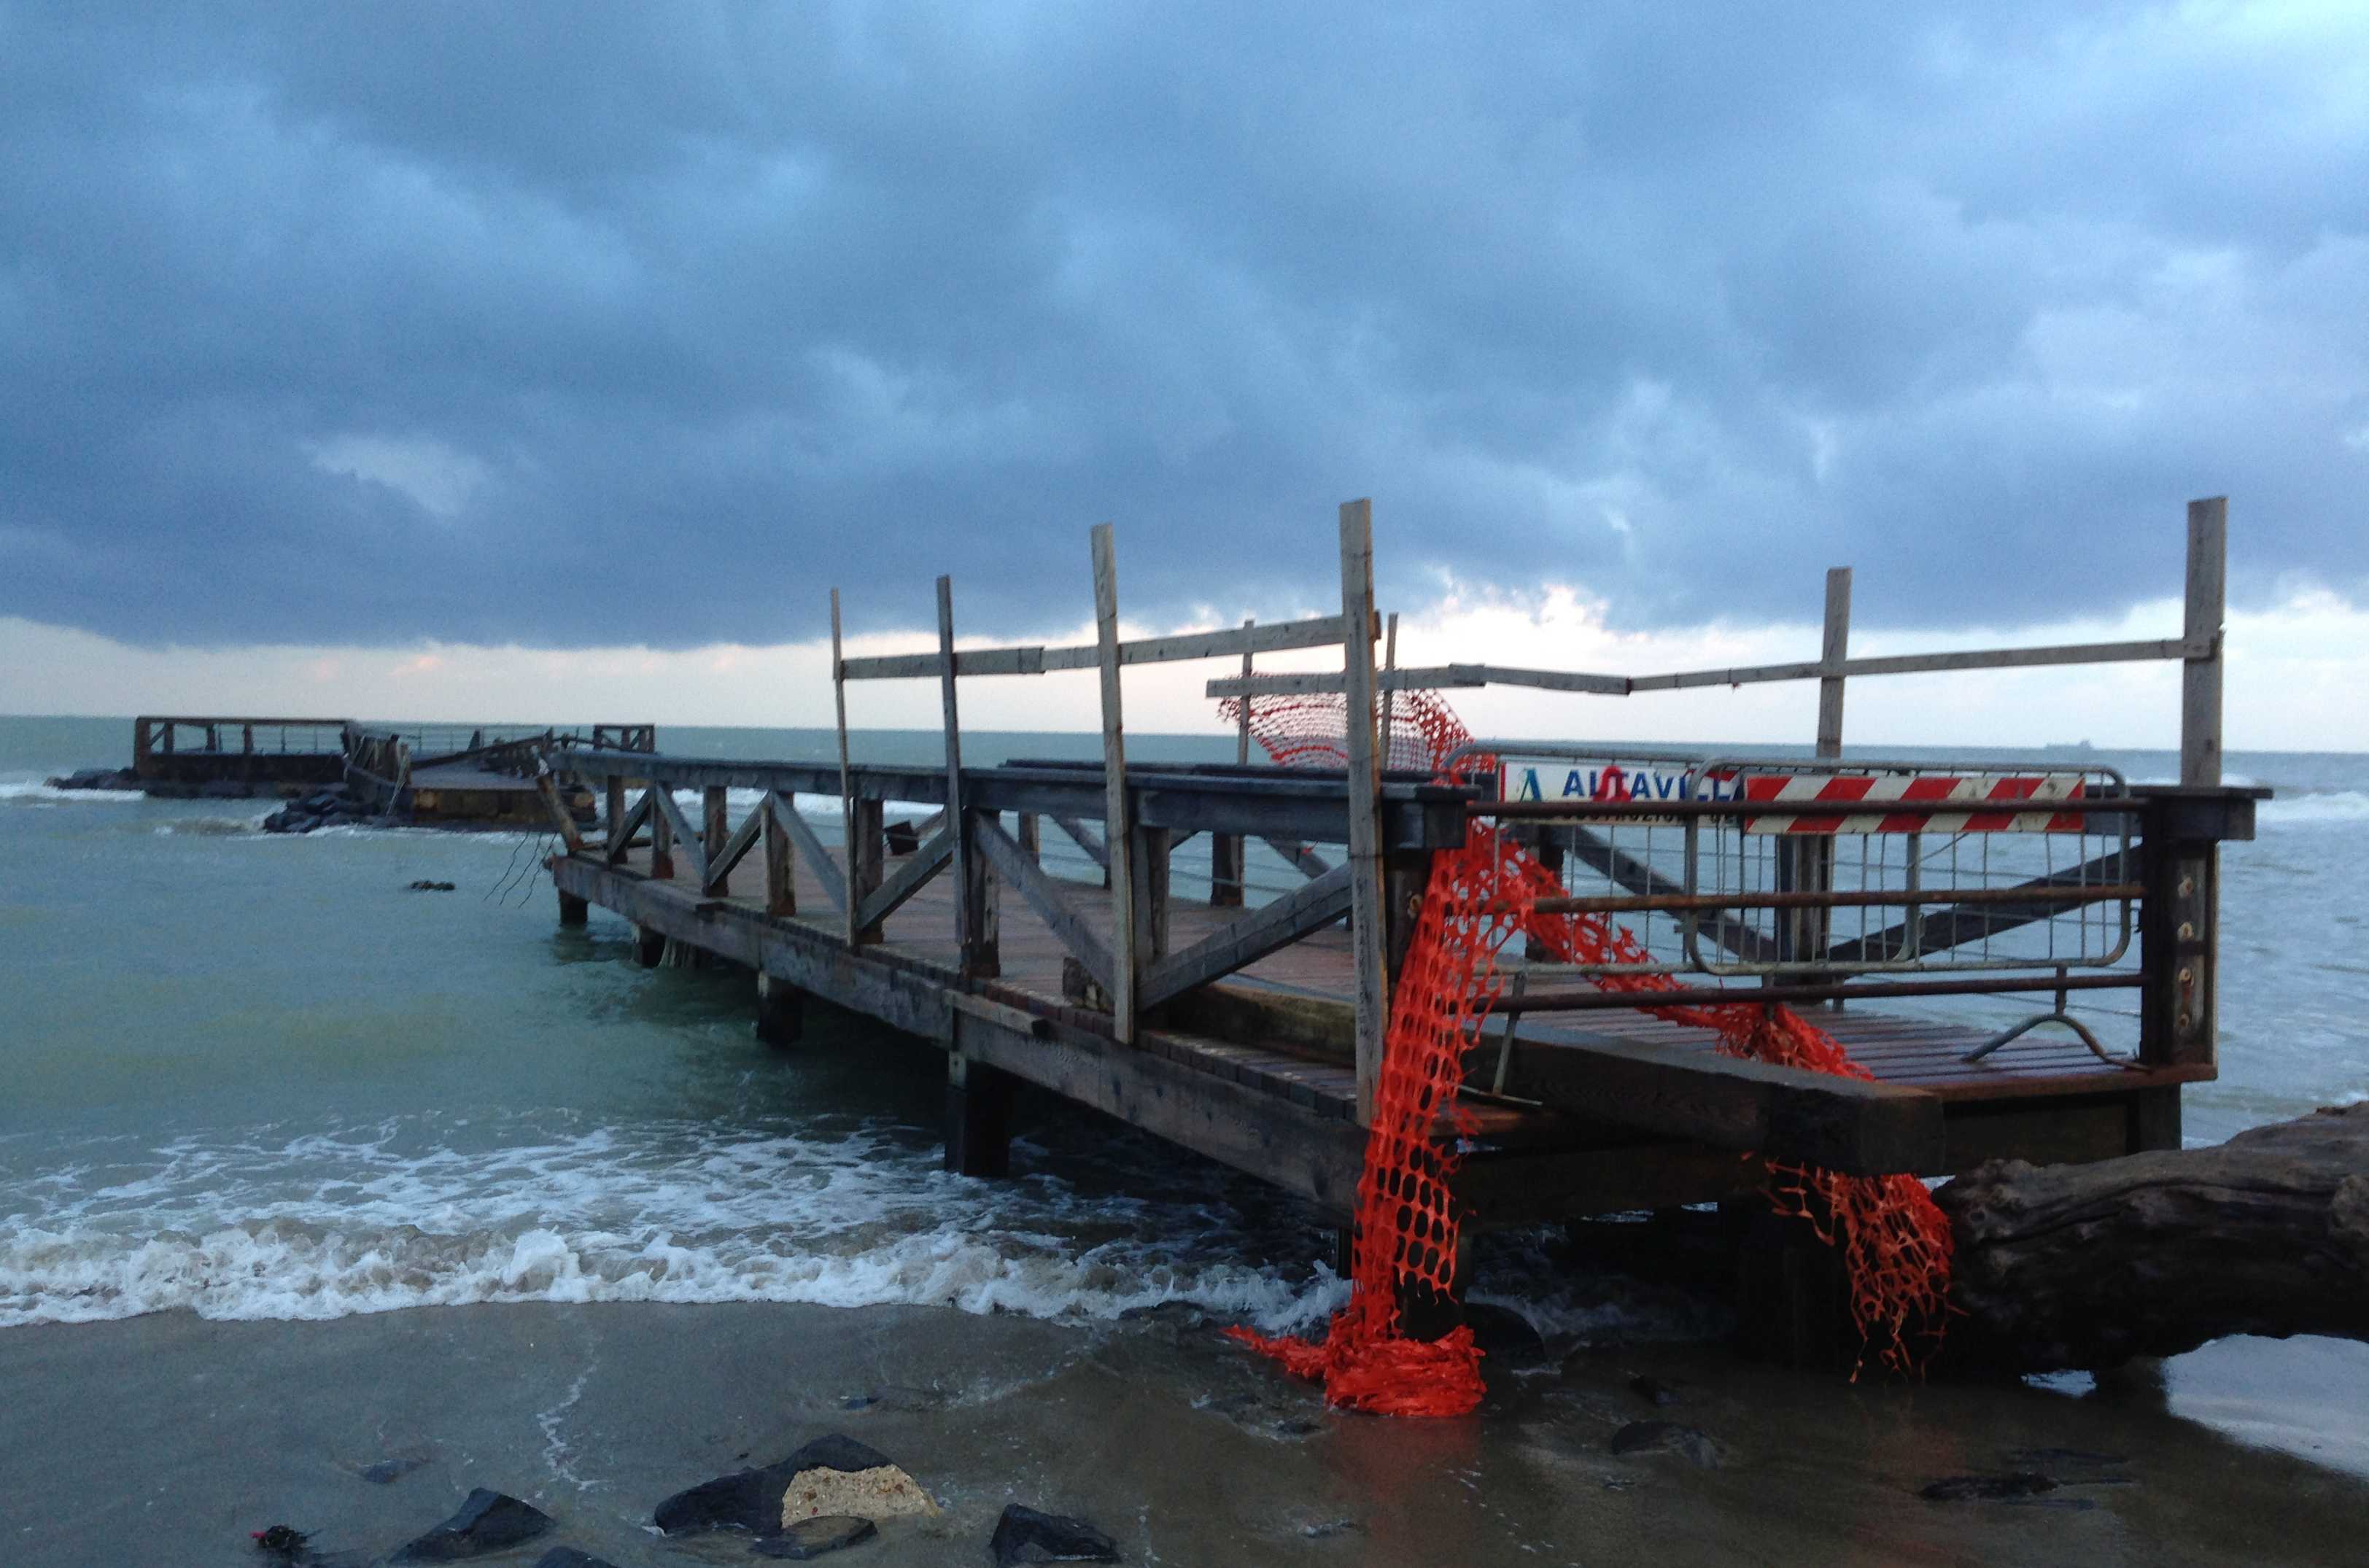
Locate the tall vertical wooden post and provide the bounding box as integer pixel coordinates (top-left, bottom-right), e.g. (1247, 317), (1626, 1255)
(1209, 618), (1252, 908)
(702, 785), (729, 895)
(1816, 567), (1851, 761)
(1379, 611), (1400, 768)
(762, 794), (796, 917)
(1800, 567), (1852, 980)
(1235, 619), (1255, 765)
(2142, 497), (2228, 1086)
(1338, 499), (1388, 1125)
(938, 575), (969, 953)
(937, 575), (998, 978)
(2181, 498), (2227, 788)
(1091, 524), (1138, 1043)
(831, 589), (864, 945)
(605, 777), (627, 853)
(649, 785), (675, 882)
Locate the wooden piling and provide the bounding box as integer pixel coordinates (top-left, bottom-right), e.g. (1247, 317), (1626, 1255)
(2182, 497), (2227, 788)
(1092, 523), (1139, 1043)
(1337, 499), (1388, 1125)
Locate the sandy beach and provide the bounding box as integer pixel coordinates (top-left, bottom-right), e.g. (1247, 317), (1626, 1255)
(6, 1298), (2365, 1567)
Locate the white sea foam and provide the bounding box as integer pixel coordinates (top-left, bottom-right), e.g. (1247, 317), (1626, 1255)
(0, 1121), (1344, 1332)
(2257, 791), (2369, 827)
(0, 780), (145, 804)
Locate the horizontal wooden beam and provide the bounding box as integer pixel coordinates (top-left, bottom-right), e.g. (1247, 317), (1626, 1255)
(950, 993), (1365, 1216)
(1626, 637), (2201, 693)
(1495, 1037), (1945, 1176)
(974, 815), (1115, 997)
(764, 791), (847, 911)
(1208, 638), (2206, 701)
(1139, 866), (1354, 1011)
(852, 825), (954, 934)
(840, 613), (1360, 682)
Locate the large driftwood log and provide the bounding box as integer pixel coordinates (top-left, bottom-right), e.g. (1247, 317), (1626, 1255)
(1936, 1103), (2369, 1373)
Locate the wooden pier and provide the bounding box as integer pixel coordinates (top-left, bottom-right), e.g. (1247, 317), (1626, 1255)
(539, 500), (2260, 1311)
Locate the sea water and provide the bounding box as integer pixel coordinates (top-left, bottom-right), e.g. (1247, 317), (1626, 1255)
(3, 716), (2365, 1449)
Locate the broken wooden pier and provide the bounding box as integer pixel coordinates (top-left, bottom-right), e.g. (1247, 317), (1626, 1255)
(540, 500), (2260, 1284)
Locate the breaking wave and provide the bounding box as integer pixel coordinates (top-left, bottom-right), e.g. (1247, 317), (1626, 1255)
(0, 1120), (1346, 1332)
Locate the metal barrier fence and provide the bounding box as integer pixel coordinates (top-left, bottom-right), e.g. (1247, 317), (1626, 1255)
(1458, 743), (2139, 983)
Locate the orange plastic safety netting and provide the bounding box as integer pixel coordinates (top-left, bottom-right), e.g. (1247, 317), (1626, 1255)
(1222, 688), (1953, 1412)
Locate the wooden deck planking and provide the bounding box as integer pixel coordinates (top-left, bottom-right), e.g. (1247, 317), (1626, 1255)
(603, 837), (2190, 1114)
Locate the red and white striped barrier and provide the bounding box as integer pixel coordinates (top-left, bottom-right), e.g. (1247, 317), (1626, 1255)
(1738, 772), (2088, 834)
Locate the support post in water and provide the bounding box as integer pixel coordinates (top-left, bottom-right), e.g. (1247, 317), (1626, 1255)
(1338, 498), (1388, 1125)
(1091, 522), (1139, 1042)
(755, 971), (804, 1048)
(945, 1039), (1017, 1178)
(557, 890), (588, 926)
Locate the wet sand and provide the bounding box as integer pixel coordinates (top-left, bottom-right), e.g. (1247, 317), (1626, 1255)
(4, 1300), (2365, 1567)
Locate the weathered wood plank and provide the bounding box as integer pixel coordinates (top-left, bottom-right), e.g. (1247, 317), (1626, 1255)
(974, 813), (1114, 996)
(1139, 865), (1354, 1011)
(1497, 1036), (1945, 1175)
(604, 790), (652, 865)
(703, 799), (766, 894)
(1092, 523), (1139, 1043)
(2182, 496), (2228, 788)
(853, 825), (954, 934)
(702, 785), (732, 896)
(764, 791), (846, 912)
(651, 785), (707, 886)
(533, 770), (586, 852)
(831, 586), (859, 943)
(839, 612), (1352, 682)
(949, 993), (1365, 1216)
(1263, 837), (1332, 879)
(1337, 499), (1388, 1125)
(1049, 814), (1109, 872)
(762, 793), (796, 917)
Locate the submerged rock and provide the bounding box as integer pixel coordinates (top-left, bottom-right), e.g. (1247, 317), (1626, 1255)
(389, 1489), (555, 1561)
(753, 1515), (878, 1559)
(532, 1550), (621, 1568)
(1462, 1302), (1548, 1363)
(1608, 1421), (1721, 1468)
(357, 1452), (431, 1483)
(989, 1504), (1120, 1564)
(45, 767), (139, 791)
(406, 880), (457, 892)
(1920, 1472), (2059, 1502)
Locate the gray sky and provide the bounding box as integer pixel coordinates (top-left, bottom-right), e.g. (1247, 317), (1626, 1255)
(2, 3), (2364, 683)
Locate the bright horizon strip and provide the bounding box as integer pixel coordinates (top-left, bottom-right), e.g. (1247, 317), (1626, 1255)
(2, 583), (2365, 753)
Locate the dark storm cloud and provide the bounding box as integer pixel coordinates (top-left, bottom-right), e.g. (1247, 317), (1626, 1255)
(2, 2), (2363, 648)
